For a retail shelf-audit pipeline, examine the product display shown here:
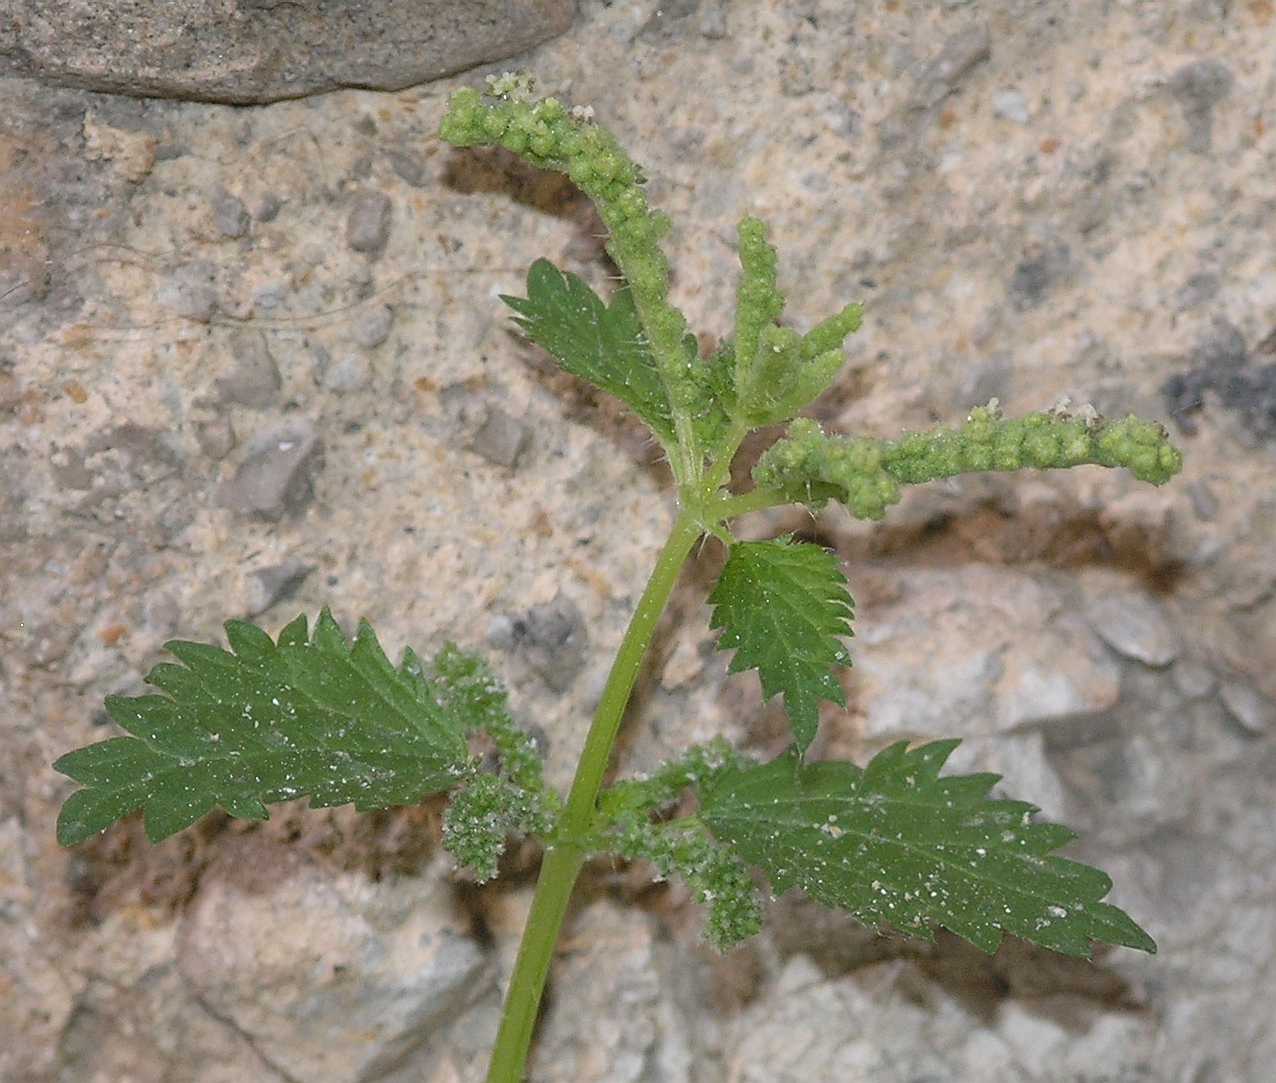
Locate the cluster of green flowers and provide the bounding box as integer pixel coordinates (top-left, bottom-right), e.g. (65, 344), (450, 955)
(755, 403), (1184, 521)
(729, 216), (863, 429)
(595, 740), (760, 949)
(443, 773), (553, 883)
(440, 82), (694, 425)
(609, 815), (763, 949)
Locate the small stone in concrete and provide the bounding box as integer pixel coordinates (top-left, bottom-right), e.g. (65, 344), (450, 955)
(1172, 660), (1218, 700)
(992, 89), (1029, 124)
(469, 407), (529, 469)
(218, 421), (320, 521)
(1087, 590), (1180, 667)
(522, 595), (588, 692)
(1169, 58), (1233, 153)
(352, 305), (394, 349)
(246, 561), (314, 616)
(217, 332), (281, 408)
(1220, 681), (1274, 735)
(321, 354), (372, 394)
(194, 414), (236, 460)
(252, 193), (283, 222)
(157, 263), (218, 323)
(387, 150), (426, 188)
(212, 191), (249, 238)
(916, 24), (991, 109)
(347, 192), (392, 256)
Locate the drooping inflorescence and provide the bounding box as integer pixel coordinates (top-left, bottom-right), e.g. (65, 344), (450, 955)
(440, 80), (703, 465)
(754, 402), (1184, 520)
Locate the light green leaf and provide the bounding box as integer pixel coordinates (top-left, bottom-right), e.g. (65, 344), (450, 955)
(54, 611), (472, 845)
(707, 538), (854, 754)
(700, 741), (1156, 958)
(502, 259), (676, 445)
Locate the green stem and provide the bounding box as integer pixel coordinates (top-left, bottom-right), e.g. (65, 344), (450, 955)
(712, 486), (790, 521)
(483, 508), (704, 1083)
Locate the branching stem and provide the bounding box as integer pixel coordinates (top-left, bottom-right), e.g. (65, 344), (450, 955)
(483, 509), (704, 1083)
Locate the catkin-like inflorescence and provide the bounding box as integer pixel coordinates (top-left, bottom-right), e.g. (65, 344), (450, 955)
(755, 404), (1184, 520)
(439, 83), (696, 421)
(611, 815), (763, 951)
(444, 773), (556, 883)
(733, 217), (785, 390)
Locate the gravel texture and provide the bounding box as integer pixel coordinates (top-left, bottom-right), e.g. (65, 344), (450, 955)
(4, 1), (1276, 1080)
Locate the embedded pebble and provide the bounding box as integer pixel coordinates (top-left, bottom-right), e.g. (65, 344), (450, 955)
(1220, 681), (1274, 735)
(347, 191), (392, 256)
(217, 332), (281, 408)
(157, 262), (218, 322)
(321, 354), (372, 393)
(252, 193), (283, 222)
(218, 421), (321, 520)
(1086, 590), (1180, 667)
(387, 150), (427, 188)
(1172, 660), (1218, 700)
(992, 89), (1029, 124)
(246, 561), (314, 616)
(193, 414), (236, 460)
(915, 24), (991, 109)
(469, 407), (530, 469)
(352, 305), (394, 349)
(213, 191), (249, 238)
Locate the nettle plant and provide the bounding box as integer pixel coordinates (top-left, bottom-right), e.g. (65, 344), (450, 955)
(55, 75), (1183, 1082)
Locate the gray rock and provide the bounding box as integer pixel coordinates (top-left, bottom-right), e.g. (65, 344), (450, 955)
(1, 1), (575, 104)
(1169, 58), (1233, 153)
(1178, 271), (1220, 309)
(217, 332), (281, 408)
(246, 560), (313, 616)
(177, 843), (490, 1081)
(699, 1), (728, 39)
(1172, 660), (1218, 699)
(320, 353), (372, 393)
(1008, 241), (1072, 310)
(352, 304), (394, 349)
(486, 613), (518, 651)
(1086, 589), (1180, 667)
(469, 407), (530, 469)
(252, 192), (283, 222)
(157, 262), (218, 322)
(193, 413), (236, 460)
(218, 420), (321, 520)
(1220, 681), (1274, 735)
(347, 191), (392, 256)
(500, 595), (588, 692)
(991, 88), (1029, 124)
(212, 190), (249, 238)
(915, 24), (991, 109)
(387, 150), (427, 188)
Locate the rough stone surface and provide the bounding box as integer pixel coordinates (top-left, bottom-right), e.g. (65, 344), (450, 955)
(216, 331), (282, 408)
(177, 843), (491, 1081)
(1082, 576), (1181, 667)
(6, 2), (1276, 1081)
(347, 191), (394, 257)
(468, 405), (530, 469)
(217, 420), (321, 520)
(0, 1), (576, 104)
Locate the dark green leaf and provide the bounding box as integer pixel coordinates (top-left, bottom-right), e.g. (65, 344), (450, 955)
(707, 538), (854, 754)
(502, 259), (676, 444)
(700, 741), (1156, 958)
(55, 611), (471, 845)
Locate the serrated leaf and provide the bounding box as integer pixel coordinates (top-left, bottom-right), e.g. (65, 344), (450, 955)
(700, 741), (1156, 958)
(54, 611), (471, 845)
(707, 538), (854, 753)
(502, 259), (676, 444)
